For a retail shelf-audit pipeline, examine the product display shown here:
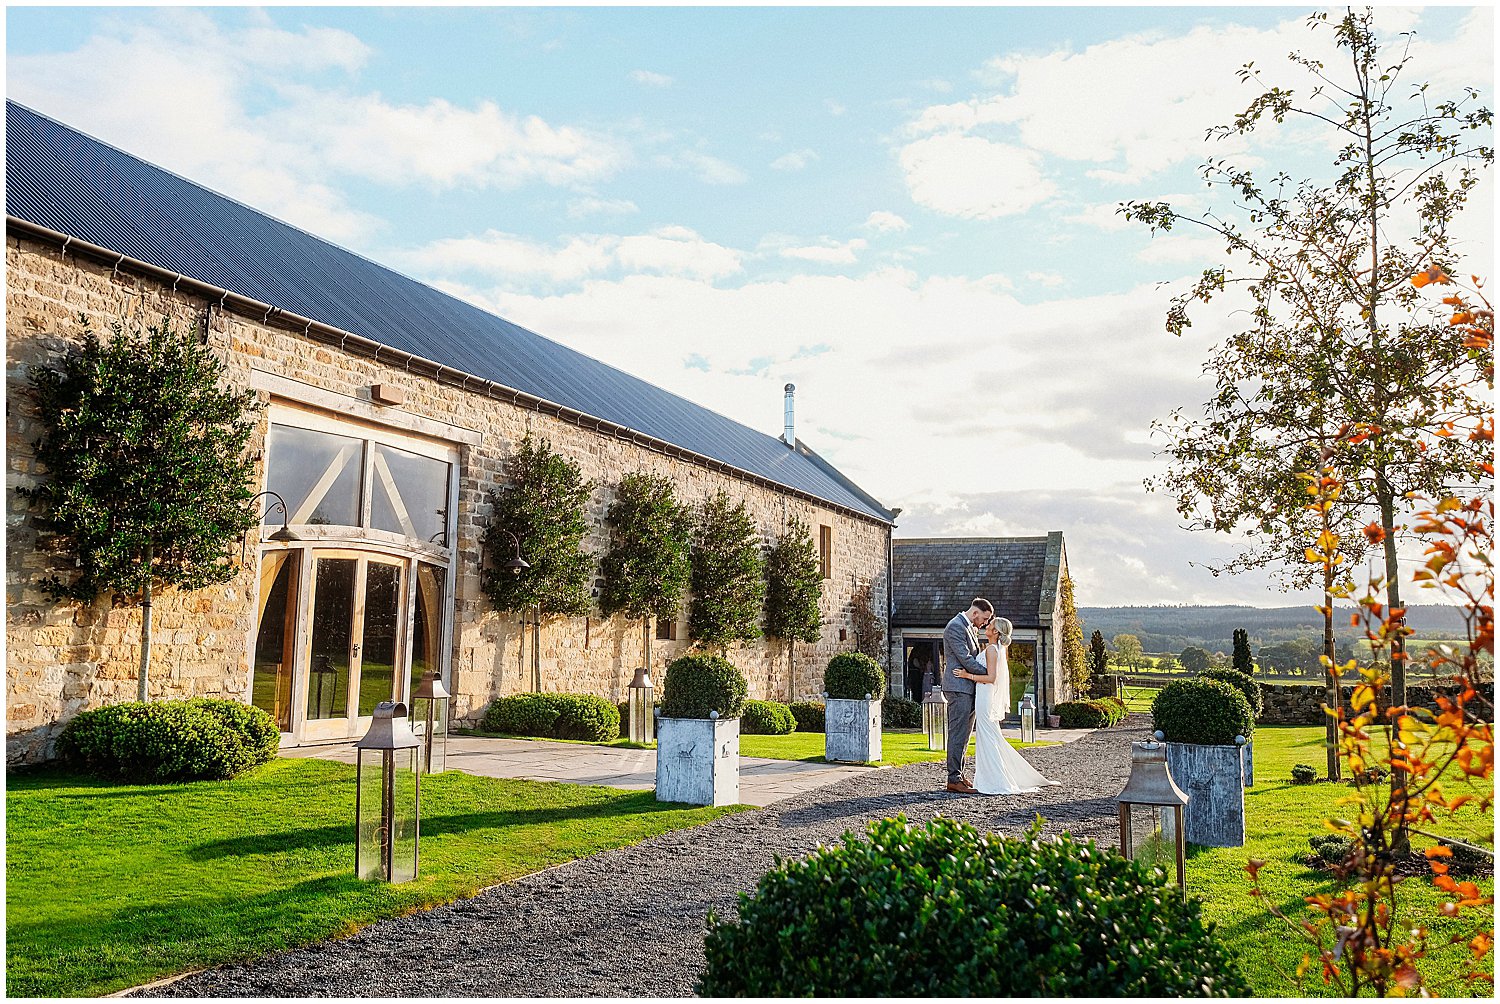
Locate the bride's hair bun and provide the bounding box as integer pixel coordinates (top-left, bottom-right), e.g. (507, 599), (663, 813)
(993, 617), (1013, 644)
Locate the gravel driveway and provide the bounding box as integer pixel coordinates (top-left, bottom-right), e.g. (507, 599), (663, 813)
(138, 719), (1150, 998)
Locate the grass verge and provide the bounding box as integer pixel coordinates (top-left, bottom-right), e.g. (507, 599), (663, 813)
(739, 729), (1058, 766)
(1189, 726), (1493, 996)
(5, 758), (735, 997)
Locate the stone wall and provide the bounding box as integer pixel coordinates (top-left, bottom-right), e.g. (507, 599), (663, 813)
(1257, 680), (1494, 726)
(6, 235), (892, 762)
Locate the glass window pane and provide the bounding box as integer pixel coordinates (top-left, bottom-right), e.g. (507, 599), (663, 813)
(412, 563), (447, 682)
(267, 424), (363, 528)
(358, 562), (402, 717)
(251, 552), (298, 732)
(308, 558), (355, 720)
(370, 443), (450, 544)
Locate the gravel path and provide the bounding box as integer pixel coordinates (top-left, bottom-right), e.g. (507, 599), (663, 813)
(138, 719), (1152, 998)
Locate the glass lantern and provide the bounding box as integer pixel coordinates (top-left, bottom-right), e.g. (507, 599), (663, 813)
(1116, 739), (1189, 890)
(1018, 693), (1037, 744)
(921, 673), (948, 752)
(355, 701), (421, 883)
(410, 671), (450, 775)
(627, 665), (655, 744)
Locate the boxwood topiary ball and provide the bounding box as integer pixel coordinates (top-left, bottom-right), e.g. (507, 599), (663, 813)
(740, 699), (796, 735)
(1198, 667), (1263, 717)
(1152, 677), (1255, 746)
(699, 815), (1250, 997)
(660, 654), (748, 719)
(824, 652), (886, 700)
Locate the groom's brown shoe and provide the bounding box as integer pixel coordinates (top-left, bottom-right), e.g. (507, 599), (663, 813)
(946, 780), (979, 794)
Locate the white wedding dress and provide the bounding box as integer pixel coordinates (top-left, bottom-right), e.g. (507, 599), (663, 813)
(973, 643), (1059, 795)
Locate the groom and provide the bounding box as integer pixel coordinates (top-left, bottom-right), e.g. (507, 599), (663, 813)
(942, 597), (994, 794)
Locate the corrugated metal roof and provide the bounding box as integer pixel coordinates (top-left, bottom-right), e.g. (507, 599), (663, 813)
(892, 536), (1054, 628)
(4, 101), (894, 524)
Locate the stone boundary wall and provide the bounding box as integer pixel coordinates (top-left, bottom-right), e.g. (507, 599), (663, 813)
(6, 235), (892, 762)
(1257, 681), (1494, 726)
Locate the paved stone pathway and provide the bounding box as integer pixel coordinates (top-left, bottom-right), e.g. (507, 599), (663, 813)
(138, 718), (1149, 998)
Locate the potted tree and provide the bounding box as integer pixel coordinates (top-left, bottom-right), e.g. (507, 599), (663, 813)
(655, 654), (747, 806)
(823, 652), (884, 764)
(1198, 667), (1263, 786)
(1151, 677), (1256, 847)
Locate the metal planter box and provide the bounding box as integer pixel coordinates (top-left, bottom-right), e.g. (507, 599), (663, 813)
(825, 697), (881, 764)
(654, 715), (739, 807)
(1164, 742), (1246, 848)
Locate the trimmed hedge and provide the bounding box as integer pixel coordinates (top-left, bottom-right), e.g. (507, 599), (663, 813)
(700, 815), (1250, 997)
(741, 699), (797, 735)
(1055, 699), (1125, 729)
(1152, 678), (1255, 746)
(482, 692), (619, 743)
(55, 698), (280, 781)
(1290, 763), (1318, 785)
(881, 695), (921, 729)
(661, 654), (748, 719)
(1199, 668), (1263, 717)
(789, 700), (825, 732)
(824, 652), (886, 700)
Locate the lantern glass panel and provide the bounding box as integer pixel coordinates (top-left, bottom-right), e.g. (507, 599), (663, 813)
(923, 703), (946, 751)
(412, 695), (447, 774)
(356, 747), (421, 883)
(628, 684), (654, 744)
(1125, 803), (1178, 877)
(1020, 706), (1036, 744)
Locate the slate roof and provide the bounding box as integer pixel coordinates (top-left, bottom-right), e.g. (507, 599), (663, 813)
(892, 536), (1059, 629)
(4, 101), (893, 525)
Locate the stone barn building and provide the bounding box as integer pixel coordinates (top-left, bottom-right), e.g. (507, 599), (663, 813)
(889, 533), (1075, 723)
(4, 102), (896, 762)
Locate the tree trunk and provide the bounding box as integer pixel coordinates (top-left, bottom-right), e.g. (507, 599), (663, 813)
(642, 616), (652, 678)
(137, 543), (153, 703)
(1322, 582), (1342, 781)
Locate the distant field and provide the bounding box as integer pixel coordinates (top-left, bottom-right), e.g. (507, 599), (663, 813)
(1080, 603), (1469, 655)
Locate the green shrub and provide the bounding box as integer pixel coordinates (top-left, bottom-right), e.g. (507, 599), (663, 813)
(700, 815), (1249, 997)
(661, 654), (747, 719)
(1055, 701), (1109, 729)
(55, 699), (278, 782)
(484, 693), (618, 742)
(1055, 699), (1124, 729)
(881, 695), (921, 729)
(1309, 832), (1354, 864)
(482, 693), (560, 736)
(550, 694), (620, 743)
(741, 699), (796, 735)
(1291, 763), (1318, 785)
(789, 700), (825, 732)
(1198, 668), (1263, 717)
(824, 652), (886, 700)
(1151, 678), (1255, 746)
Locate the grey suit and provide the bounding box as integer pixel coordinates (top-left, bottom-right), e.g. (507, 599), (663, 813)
(942, 611), (988, 784)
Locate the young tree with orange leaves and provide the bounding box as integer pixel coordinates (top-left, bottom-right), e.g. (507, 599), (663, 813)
(1125, 8), (1492, 712)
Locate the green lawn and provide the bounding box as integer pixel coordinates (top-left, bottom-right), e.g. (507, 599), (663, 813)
(1189, 726), (1493, 996)
(5, 758), (735, 997)
(740, 729), (1058, 766)
(455, 727), (654, 749)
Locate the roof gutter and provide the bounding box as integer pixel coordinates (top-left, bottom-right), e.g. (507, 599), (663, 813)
(9, 215), (894, 527)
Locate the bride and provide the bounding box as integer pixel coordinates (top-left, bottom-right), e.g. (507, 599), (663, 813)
(955, 617), (1059, 795)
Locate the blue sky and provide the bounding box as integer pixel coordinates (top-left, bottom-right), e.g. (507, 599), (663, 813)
(7, 5), (1493, 606)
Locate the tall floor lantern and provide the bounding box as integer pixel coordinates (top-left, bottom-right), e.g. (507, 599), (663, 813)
(921, 669), (947, 751)
(1116, 738), (1189, 891)
(410, 671), (450, 774)
(355, 701), (421, 883)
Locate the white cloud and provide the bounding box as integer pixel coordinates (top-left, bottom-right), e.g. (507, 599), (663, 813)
(1135, 233), (1226, 266)
(903, 8), (1493, 191)
(660, 149), (749, 184)
(566, 197), (640, 219)
(898, 133), (1056, 219)
(824, 99), (847, 116)
(398, 226), (742, 285)
(779, 238), (868, 265)
(5, 12), (627, 243)
(629, 69), (674, 87)
(770, 149), (819, 171)
(1024, 271), (1064, 288)
(862, 211), (910, 233)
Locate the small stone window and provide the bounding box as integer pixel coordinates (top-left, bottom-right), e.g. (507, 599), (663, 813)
(656, 618), (678, 641)
(819, 524), (833, 579)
